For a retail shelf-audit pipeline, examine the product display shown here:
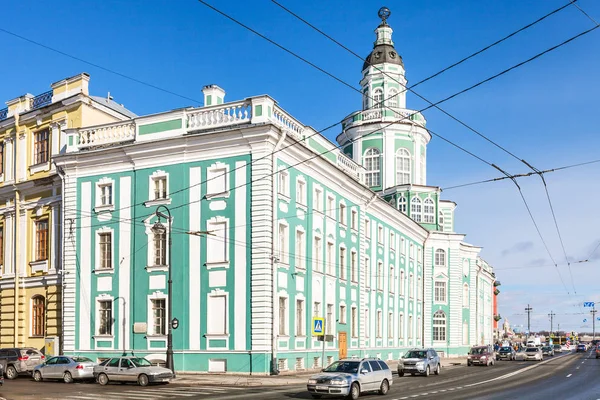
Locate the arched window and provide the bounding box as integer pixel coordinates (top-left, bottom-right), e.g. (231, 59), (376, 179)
(434, 249), (446, 267)
(411, 197), (422, 222)
(396, 148), (411, 185)
(32, 295), (45, 337)
(364, 148), (381, 187)
(388, 88), (399, 108)
(423, 198), (435, 223)
(438, 211), (444, 232)
(433, 310), (446, 341)
(373, 88), (383, 108)
(398, 195), (407, 214)
(463, 284), (469, 308)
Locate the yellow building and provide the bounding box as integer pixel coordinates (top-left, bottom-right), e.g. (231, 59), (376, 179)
(0, 73), (135, 353)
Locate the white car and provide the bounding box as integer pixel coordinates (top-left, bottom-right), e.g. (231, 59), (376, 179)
(524, 347), (543, 361)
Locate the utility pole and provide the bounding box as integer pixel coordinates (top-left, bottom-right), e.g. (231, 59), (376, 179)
(525, 304), (533, 340)
(548, 311), (555, 336)
(591, 306), (597, 341)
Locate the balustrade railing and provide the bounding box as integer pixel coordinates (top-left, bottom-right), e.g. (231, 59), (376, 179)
(31, 90), (53, 109)
(271, 106), (304, 141)
(186, 101), (251, 130)
(343, 108), (426, 129)
(78, 121), (136, 148)
(0, 108), (7, 121)
(336, 152), (364, 182)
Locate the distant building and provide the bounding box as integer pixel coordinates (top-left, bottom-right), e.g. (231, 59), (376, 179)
(53, 10), (496, 373)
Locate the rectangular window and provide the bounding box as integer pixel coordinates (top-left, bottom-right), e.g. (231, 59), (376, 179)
(296, 299), (305, 336)
(364, 219), (370, 239)
(98, 300), (112, 335)
(351, 307), (357, 337)
(378, 225), (383, 244)
(153, 177), (168, 200)
(410, 243), (414, 259)
(207, 221), (227, 263)
(314, 188), (323, 212)
(409, 274), (414, 299)
(350, 251), (357, 283)
(313, 237), (322, 272)
(389, 266), (394, 293)
(401, 238), (405, 255)
(339, 247), (346, 280)
(390, 232), (395, 250)
(376, 310), (382, 338)
(417, 317), (422, 340)
(207, 167), (227, 195)
(313, 302), (321, 318)
(278, 170), (289, 197)
(351, 210), (357, 230)
(99, 184), (113, 206)
(0, 143), (4, 175)
(35, 219), (49, 261)
(365, 310), (369, 338)
(327, 196), (335, 218)
(207, 295), (227, 334)
(408, 315), (413, 339)
(339, 305), (346, 324)
(435, 281), (446, 303)
(295, 230), (305, 269)
(417, 247), (422, 262)
(365, 256), (370, 288)
(153, 232), (166, 266)
(377, 261), (383, 290)
(279, 297), (287, 335)
(326, 242), (334, 275)
(388, 312), (393, 338)
(399, 270), (405, 296)
(33, 129), (49, 165)
(398, 314), (404, 339)
(339, 203), (346, 225)
(418, 276), (422, 300)
(296, 180), (306, 205)
(99, 233), (112, 269)
(326, 304), (333, 334)
(32, 297), (44, 337)
(278, 223), (288, 264)
(151, 298), (166, 335)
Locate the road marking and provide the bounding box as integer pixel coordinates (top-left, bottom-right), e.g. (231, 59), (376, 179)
(430, 391), (438, 394)
(399, 397), (408, 399)
(567, 374), (572, 377)
(456, 386), (463, 389)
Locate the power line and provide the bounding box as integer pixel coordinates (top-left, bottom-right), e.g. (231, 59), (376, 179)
(0, 28), (203, 106)
(573, 2), (600, 26)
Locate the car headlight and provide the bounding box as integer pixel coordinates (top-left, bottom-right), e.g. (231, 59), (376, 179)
(308, 379), (317, 384)
(467, 355), (472, 359)
(416, 361), (424, 367)
(481, 356), (487, 360)
(330, 379), (346, 385)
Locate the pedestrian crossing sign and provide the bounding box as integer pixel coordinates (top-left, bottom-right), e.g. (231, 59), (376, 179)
(312, 317), (325, 336)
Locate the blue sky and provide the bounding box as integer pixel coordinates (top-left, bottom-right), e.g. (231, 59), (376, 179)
(2, 0), (600, 335)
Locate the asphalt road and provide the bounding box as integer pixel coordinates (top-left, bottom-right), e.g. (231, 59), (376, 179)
(0, 351), (596, 400)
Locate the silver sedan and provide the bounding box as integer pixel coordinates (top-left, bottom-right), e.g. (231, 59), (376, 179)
(94, 357), (173, 386)
(33, 356), (96, 383)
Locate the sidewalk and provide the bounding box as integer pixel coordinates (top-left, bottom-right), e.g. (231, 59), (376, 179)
(173, 357), (468, 386)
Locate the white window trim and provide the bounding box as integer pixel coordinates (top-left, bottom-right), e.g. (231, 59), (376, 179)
(313, 233), (323, 272)
(295, 295), (306, 337)
(278, 294), (289, 337)
(350, 209), (358, 231)
(432, 311), (447, 343)
(295, 226), (306, 270)
(434, 278), (449, 305)
(205, 289), (230, 338)
(145, 170), (171, 207)
(434, 249), (446, 268)
(94, 226), (115, 274)
(95, 177), (115, 212)
(423, 197), (435, 224)
(94, 294), (114, 339)
(463, 283), (470, 308)
(313, 185), (323, 213)
(147, 291), (168, 337)
(145, 216), (171, 272)
(277, 220), (289, 266)
(205, 216), (230, 268)
(277, 168), (290, 200)
(206, 162), (230, 199)
(296, 176), (307, 207)
(339, 201), (347, 226)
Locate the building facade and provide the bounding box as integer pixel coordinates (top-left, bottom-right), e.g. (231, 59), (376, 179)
(53, 12), (497, 373)
(0, 73), (135, 351)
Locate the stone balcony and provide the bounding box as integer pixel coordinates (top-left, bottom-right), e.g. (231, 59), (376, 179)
(341, 107), (427, 131)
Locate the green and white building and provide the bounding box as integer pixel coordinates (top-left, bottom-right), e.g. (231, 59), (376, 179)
(55, 13), (495, 374)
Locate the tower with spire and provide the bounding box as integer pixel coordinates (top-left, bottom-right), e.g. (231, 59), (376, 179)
(337, 7), (445, 231)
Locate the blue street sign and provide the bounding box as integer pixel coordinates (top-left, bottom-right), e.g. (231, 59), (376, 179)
(597, 317), (600, 321)
(584, 302), (595, 308)
(583, 318), (588, 323)
(312, 317), (324, 336)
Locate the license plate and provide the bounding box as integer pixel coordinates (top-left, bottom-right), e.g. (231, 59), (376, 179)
(316, 385), (329, 390)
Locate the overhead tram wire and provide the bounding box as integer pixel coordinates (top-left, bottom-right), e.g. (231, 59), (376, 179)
(273, 0), (580, 295)
(0, 28), (203, 105)
(573, 2), (600, 26)
(59, 1), (590, 222)
(197, 0), (593, 294)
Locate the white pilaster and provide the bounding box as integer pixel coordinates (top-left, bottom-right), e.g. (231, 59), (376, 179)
(234, 161), (247, 351)
(79, 181), (92, 350)
(119, 176), (131, 351)
(188, 167), (202, 350)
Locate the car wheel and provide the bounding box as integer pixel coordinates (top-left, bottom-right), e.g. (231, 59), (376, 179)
(138, 373), (149, 387)
(33, 371), (43, 382)
(435, 364), (440, 375)
(467, 362), (472, 367)
(98, 373), (109, 386)
(6, 365), (18, 380)
(349, 382), (360, 400)
(411, 373), (416, 376)
(397, 369), (404, 377)
(63, 371), (73, 384)
(424, 366), (430, 377)
(379, 379), (389, 395)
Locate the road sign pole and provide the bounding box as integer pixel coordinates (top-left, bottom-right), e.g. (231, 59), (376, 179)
(322, 316), (326, 368)
(592, 306), (597, 341)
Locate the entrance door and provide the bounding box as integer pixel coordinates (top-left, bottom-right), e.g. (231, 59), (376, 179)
(339, 331), (347, 359)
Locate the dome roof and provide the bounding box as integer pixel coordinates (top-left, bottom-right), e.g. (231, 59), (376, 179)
(363, 43), (404, 71)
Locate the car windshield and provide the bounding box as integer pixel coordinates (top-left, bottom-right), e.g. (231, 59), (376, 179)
(404, 351), (427, 359)
(469, 348), (486, 355)
(542, 347), (551, 350)
(322, 361), (360, 373)
(72, 357), (93, 363)
(500, 347), (512, 351)
(526, 348), (538, 353)
(130, 358), (153, 367)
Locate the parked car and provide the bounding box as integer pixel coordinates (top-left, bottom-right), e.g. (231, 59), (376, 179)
(496, 346), (516, 361)
(467, 345), (495, 366)
(541, 346), (555, 357)
(524, 347), (543, 361)
(553, 344), (563, 353)
(0, 364), (3, 385)
(0, 348), (45, 379)
(397, 348), (441, 377)
(33, 356), (96, 383)
(577, 344), (587, 352)
(514, 348), (527, 361)
(306, 358), (392, 399)
(596, 346), (600, 359)
(93, 357), (173, 386)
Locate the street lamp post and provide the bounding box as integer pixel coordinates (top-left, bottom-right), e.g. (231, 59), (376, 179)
(152, 205), (174, 375)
